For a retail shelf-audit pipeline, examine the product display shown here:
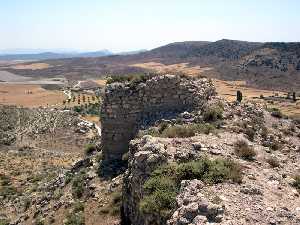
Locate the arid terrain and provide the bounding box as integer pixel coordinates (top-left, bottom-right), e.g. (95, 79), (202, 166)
(0, 39), (299, 225)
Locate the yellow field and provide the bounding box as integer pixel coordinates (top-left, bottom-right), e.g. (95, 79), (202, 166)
(10, 63), (50, 70)
(132, 62), (212, 76)
(0, 83), (65, 108)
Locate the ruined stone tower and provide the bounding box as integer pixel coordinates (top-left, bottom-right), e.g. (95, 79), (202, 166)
(100, 75), (215, 162)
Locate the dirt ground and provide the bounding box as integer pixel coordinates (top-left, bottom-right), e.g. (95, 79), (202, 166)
(93, 79), (107, 86)
(0, 83), (66, 108)
(10, 63), (50, 70)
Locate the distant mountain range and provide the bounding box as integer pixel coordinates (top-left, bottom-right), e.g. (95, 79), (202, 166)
(0, 50), (113, 60)
(0, 49), (148, 61)
(1, 39), (300, 91)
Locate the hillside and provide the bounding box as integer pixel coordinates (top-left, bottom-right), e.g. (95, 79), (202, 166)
(1, 39), (300, 91)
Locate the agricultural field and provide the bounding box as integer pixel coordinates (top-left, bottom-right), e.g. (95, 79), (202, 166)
(0, 83), (65, 108)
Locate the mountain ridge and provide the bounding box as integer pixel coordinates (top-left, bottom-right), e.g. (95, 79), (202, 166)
(1, 39), (300, 91)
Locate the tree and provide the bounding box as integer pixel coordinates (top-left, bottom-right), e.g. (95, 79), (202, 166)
(293, 92), (297, 102)
(237, 90), (243, 102)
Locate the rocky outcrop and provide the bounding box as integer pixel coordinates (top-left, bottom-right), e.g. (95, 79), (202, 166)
(100, 75), (215, 162)
(122, 136), (170, 225)
(167, 180), (225, 225)
(122, 102), (300, 225)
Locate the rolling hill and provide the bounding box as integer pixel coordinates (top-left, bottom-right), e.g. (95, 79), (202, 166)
(1, 39), (300, 91)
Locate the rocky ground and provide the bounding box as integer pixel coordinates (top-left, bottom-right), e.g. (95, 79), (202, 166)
(0, 105), (121, 225)
(1, 87), (300, 225)
(123, 98), (300, 225)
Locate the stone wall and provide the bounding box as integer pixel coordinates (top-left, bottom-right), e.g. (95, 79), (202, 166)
(100, 75), (215, 161)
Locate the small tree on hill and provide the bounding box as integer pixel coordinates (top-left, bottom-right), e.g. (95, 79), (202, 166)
(237, 90), (243, 102)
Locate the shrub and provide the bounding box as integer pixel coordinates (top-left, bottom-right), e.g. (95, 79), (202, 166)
(269, 108), (283, 118)
(140, 158), (242, 219)
(264, 139), (283, 151)
(161, 124), (195, 138)
(236, 90), (243, 102)
(234, 139), (257, 160)
(140, 123), (216, 138)
(34, 218), (45, 225)
(245, 127), (255, 141)
(65, 172), (74, 184)
(72, 172), (86, 199)
(73, 201), (85, 213)
(99, 190), (122, 216)
(64, 213), (85, 225)
(261, 126), (269, 139)
(0, 219), (9, 225)
(121, 152), (129, 162)
(0, 174), (19, 199)
(203, 104), (223, 122)
(266, 157), (280, 168)
(85, 144), (96, 155)
(292, 175), (300, 191)
(110, 191), (122, 216)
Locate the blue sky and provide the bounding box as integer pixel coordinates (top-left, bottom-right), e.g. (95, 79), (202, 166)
(0, 0), (299, 52)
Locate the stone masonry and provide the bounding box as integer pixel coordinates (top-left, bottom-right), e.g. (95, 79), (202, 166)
(100, 75), (215, 161)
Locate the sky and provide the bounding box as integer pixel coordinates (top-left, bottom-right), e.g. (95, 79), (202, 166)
(0, 0), (300, 53)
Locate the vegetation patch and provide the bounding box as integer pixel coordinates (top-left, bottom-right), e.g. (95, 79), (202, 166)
(85, 144), (97, 155)
(99, 190), (122, 216)
(0, 174), (19, 199)
(106, 73), (156, 85)
(72, 171), (87, 199)
(0, 219), (9, 225)
(234, 139), (257, 160)
(268, 108), (284, 119)
(64, 201), (85, 225)
(140, 123), (216, 138)
(292, 175), (300, 192)
(64, 212), (85, 225)
(73, 102), (100, 116)
(266, 157), (280, 168)
(139, 158), (242, 220)
(203, 103), (224, 122)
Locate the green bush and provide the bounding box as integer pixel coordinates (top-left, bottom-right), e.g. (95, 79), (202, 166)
(234, 140), (257, 160)
(72, 172), (86, 199)
(245, 127), (255, 141)
(140, 158), (242, 219)
(99, 190), (122, 216)
(0, 219), (9, 225)
(34, 218), (45, 225)
(203, 104), (223, 122)
(110, 191), (122, 216)
(73, 201), (85, 213)
(292, 175), (300, 191)
(85, 144), (96, 155)
(161, 124), (195, 138)
(0, 174), (19, 199)
(64, 213), (85, 225)
(266, 157), (280, 168)
(268, 108), (283, 118)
